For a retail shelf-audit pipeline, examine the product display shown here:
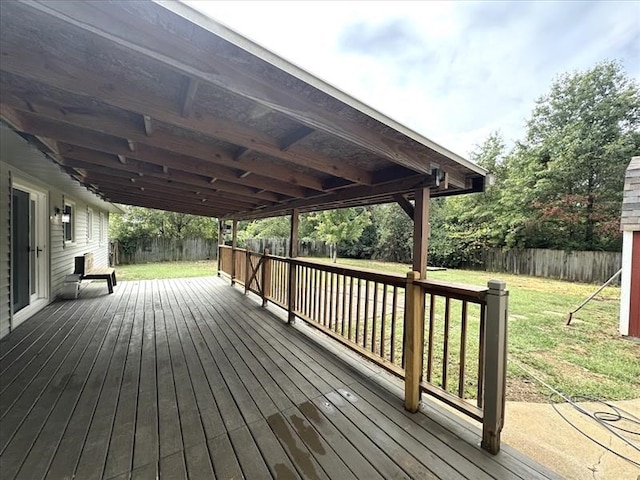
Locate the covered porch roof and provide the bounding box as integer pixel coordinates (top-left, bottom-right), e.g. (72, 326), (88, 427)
(0, 0), (486, 221)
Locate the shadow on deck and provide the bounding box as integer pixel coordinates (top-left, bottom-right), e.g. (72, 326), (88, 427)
(0, 277), (560, 479)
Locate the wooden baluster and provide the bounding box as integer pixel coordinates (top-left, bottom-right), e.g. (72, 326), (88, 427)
(329, 273), (335, 331)
(341, 274), (348, 336)
(380, 284), (388, 357)
(442, 297), (451, 390)
(244, 249), (251, 294)
(363, 280), (370, 347)
(355, 278), (362, 344)
(458, 301), (468, 398)
(426, 294), (435, 380)
(287, 261), (297, 324)
(370, 282), (378, 352)
(390, 286), (398, 364)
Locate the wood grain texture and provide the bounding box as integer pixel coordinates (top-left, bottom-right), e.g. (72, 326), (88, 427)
(0, 277), (557, 480)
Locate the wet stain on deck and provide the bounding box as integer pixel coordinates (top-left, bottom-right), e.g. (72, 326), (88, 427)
(268, 413), (322, 480)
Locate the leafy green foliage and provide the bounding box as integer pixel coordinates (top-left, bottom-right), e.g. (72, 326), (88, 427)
(109, 206), (217, 255)
(374, 203), (413, 263)
(502, 60), (639, 251)
(429, 61), (638, 264)
(312, 207), (371, 262)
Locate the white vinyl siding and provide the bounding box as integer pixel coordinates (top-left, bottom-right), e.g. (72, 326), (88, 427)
(0, 163), (11, 339)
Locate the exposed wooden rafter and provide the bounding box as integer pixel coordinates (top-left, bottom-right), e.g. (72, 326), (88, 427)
(0, 90), (331, 191)
(0, 55), (373, 184)
(143, 114), (153, 136)
(181, 77), (199, 118)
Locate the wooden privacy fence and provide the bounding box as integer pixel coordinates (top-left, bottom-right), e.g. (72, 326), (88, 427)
(480, 248), (622, 284)
(218, 245), (509, 454)
(113, 237), (218, 264)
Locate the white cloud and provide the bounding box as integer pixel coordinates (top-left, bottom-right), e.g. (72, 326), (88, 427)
(184, 0), (639, 158)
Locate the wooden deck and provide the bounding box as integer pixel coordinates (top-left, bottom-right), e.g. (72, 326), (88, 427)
(0, 277), (560, 480)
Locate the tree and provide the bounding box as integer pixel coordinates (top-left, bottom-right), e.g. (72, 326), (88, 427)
(313, 208), (371, 262)
(427, 132), (509, 266)
(508, 61), (640, 250)
(374, 203), (413, 263)
(109, 206), (217, 256)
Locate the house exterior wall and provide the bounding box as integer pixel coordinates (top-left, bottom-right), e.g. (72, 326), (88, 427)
(0, 159), (110, 340)
(0, 162), (11, 339)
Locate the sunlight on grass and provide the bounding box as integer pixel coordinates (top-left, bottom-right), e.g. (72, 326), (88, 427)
(115, 260), (217, 281)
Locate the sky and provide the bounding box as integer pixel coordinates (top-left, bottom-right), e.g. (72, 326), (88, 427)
(184, 1), (639, 159)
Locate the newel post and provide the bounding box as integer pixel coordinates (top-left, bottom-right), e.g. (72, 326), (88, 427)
(244, 249), (252, 295)
(482, 279), (508, 454)
(261, 248), (271, 307)
(404, 271), (425, 412)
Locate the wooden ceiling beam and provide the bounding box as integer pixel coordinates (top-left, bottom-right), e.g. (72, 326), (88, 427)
(81, 177), (250, 211)
(17, 1), (443, 174)
(64, 163), (262, 208)
(99, 191), (231, 217)
(7, 108), (308, 198)
(0, 88), (327, 192)
(0, 45), (372, 184)
(57, 144), (281, 203)
(236, 174), (438, 220)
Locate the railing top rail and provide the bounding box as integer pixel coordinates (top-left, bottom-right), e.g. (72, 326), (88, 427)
(416, 279), (488, 302)
(288, 257), (406, 286)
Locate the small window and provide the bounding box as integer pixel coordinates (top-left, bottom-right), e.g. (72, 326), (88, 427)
(63, 202), (75, 243)
(87, 208), (94, 242)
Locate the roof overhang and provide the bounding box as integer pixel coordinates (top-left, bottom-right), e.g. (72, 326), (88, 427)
(0, 0), (486, 220)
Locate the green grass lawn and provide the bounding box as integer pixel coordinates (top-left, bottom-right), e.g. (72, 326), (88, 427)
(327, 258), (639, 402)
(113, 257), (639, 401)
(115, 260), (218, 281)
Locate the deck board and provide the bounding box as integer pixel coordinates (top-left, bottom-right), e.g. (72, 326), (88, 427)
(0, 277), (561, 480)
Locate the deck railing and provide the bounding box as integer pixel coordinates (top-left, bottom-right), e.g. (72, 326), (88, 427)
(218, 246), (508, 453)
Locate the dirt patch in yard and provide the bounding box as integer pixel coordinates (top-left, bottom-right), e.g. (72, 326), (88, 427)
(506, 376), (548, 402)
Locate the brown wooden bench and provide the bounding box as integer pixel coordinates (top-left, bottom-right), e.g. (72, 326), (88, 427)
(74, 252), (117, 294)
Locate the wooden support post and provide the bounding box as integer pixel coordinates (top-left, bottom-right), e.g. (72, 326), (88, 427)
(244, 249), (252, 294)
(482, 280), (508, 454)
(231, 219), (238, 286)
(288, 209), (299, 324)
(261, 248), (271, 307)
(413, 187), (430, 278)
(404, 271), (425, 412)
(217, 219), (224, 276)
(289, 209), (299, 258)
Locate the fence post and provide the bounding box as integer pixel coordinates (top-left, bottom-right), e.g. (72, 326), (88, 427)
(245, 249), (251, 295)
(404, 271), (425, 412)
(482, 279), (508, 454)
(287, 261), (297, 324)
(262, 248), (271, 307)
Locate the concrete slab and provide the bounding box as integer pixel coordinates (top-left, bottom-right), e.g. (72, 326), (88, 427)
(503, 400), (640, 480)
